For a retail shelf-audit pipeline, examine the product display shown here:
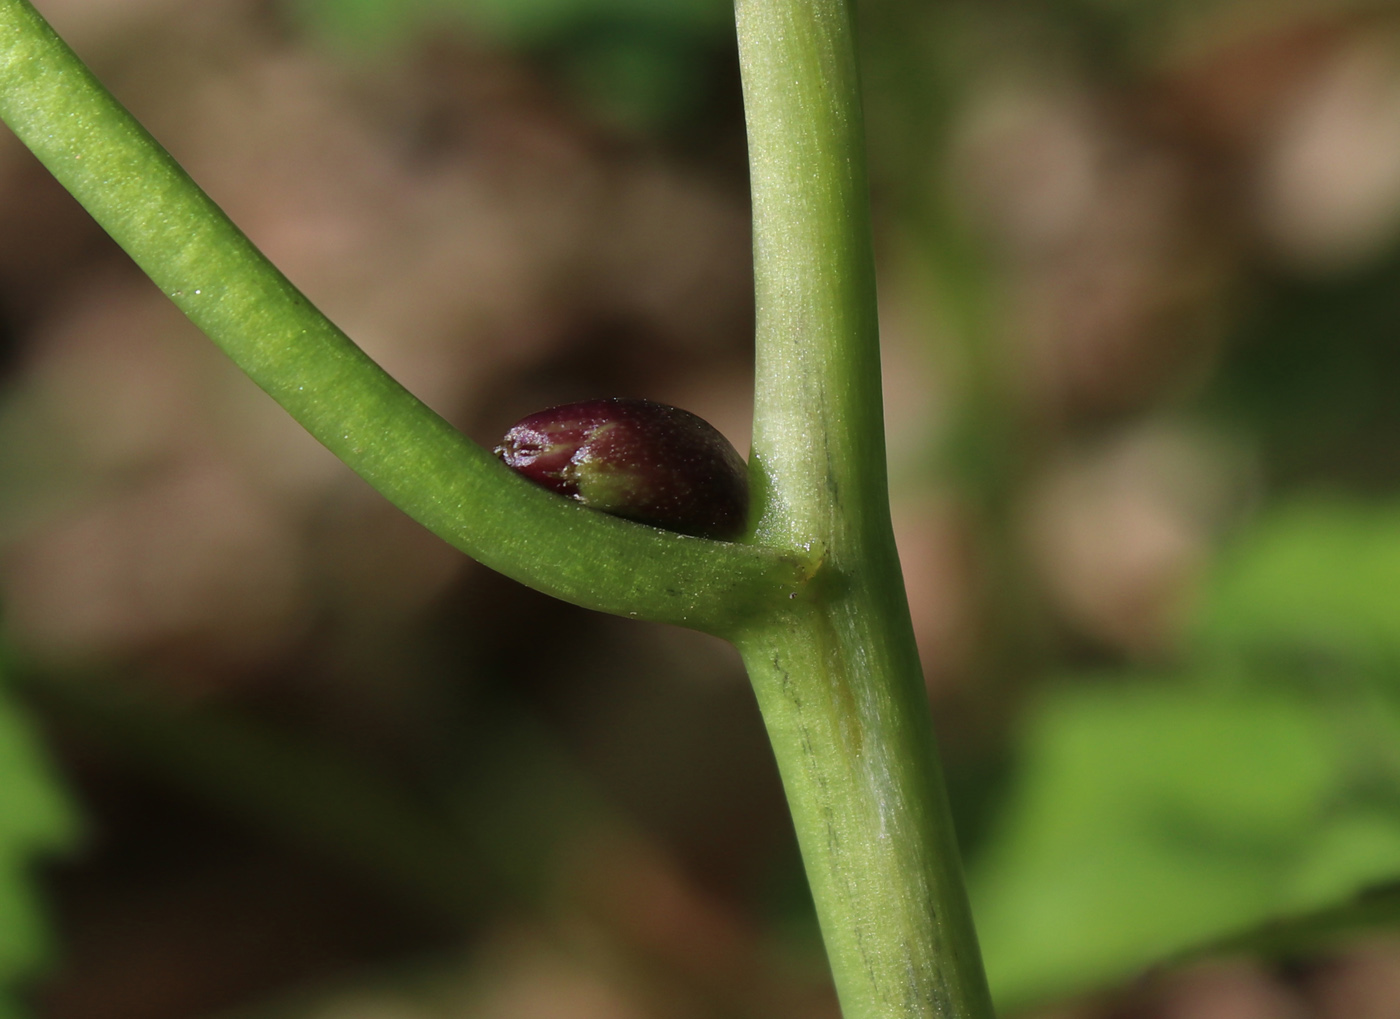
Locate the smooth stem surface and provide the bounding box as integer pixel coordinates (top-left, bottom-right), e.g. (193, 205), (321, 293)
(0, 0), (996, 1011)
(735, 0), (995, 1016)
(0, 0), (804, 635)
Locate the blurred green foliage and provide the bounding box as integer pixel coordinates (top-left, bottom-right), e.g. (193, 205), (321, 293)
(11, 0), (1400, 1013)
(971, 497), (1400, 1008)
(0, 663), (77, 1019)
(1202, 497), (1400, 670)
(290, 0), (732, 130)
(1213, 251), (1400, 489)
(291, 0), (729, 45)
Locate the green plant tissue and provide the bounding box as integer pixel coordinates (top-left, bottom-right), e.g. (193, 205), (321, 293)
(290, 0), (729, 50)
(0, 668), (77, 1015)
(971, 496), (1400, 1010)
(969, 681), (1400, 1009)
(1199, 496), (1400, 670)
(287, 0), (730, 129)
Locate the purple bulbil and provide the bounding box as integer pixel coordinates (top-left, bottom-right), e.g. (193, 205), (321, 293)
(494, 398), (749, 541)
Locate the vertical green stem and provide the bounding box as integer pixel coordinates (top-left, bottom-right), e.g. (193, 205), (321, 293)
(0, 0), (997, 1009)
(734, 1), (995, 1016)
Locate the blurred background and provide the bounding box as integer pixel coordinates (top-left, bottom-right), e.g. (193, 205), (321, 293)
(5, 0), (1400, 1016)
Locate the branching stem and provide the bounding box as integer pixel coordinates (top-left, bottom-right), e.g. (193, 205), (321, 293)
(736, 0), (995, 1014)
(0, 0), (996, 1014)
(0, 0), (803, 635)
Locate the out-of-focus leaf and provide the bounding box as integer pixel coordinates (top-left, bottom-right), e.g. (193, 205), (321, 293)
(455, 0), (729, 43)
(0, 663), (78, 1017)
(1199, 497), (1400, 670)
(289, 0), (729, 50)
(969, 680), (1400, 1010)
(1182, 881), (1400, 961)
(972, 495), (1400, 1008)
(1208, 246), (1400, 485)
(558, 34), (711, 132)
(287, 0), (730, 130)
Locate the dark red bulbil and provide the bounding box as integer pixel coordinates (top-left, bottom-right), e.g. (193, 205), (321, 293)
(494, 398), (749, 541)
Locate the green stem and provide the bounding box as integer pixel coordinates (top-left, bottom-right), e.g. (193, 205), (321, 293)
(735, 1), (995, 1016)
(0, 0), (802, 635)
(0, 0), (997, 1012)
